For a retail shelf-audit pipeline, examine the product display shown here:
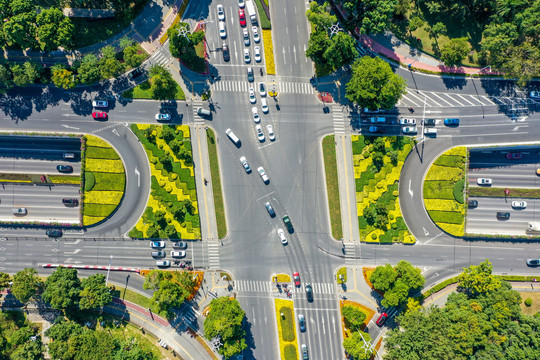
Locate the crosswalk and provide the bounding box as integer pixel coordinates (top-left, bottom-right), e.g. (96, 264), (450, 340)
(343, 242), (357, 266)
(150, 51), (170, 67)
(235, 280), (335, 294)
(398, 89), (497, 108)
(211, 80), (314, 94)
(332, 104), (346, 134)
(207, 241), (220, 270)
(191, 100), (205, 125)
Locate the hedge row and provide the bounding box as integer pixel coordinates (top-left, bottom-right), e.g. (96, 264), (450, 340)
(427, 210), (464, 224)
(435, 155), (466, 168)
(85, 146), (120, 160)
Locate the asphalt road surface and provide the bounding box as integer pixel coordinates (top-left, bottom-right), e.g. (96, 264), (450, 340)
(0, 158), (81, 175)
(466, 197), (540, 235)
(0, 135), (81, 160)
(0, 184), (80, 222)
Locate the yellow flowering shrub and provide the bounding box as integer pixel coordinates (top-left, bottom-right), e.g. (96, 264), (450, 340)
(85, 158), (124, 173)
(262, 29), (275, 75)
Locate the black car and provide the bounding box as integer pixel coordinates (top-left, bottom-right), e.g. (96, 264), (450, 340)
(128, 67), (143, 79)
(265, 202), (276, 217)
(468, 199), (478, 208)
(57, 165), (73, 173)
(305, 284), (313, 302)
(172, 241), (188, 249)
(222, 43), (230, 62)
(283, 215), (294, 233)
(46, 229), (63, 238)
(423, 118), (436, 126)
(526, 259), (540, 266)
(497, 212), (510, 220)
(62, 198), (79, 206)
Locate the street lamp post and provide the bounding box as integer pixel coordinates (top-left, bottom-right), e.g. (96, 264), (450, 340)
(106, 255), (113, 287)
(471, 66), (491, 119)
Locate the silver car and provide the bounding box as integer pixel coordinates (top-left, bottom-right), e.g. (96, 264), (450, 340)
(240, 156), (251, 173)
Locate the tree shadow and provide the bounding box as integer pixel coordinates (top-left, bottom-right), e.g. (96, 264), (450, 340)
(242, 317), (256, 359)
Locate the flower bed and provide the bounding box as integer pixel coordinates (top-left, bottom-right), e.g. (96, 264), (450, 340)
(339, 300), (375, 339)
(274, 298), (298, 360)
(82, 135), (126, 226)
(129, 124), (200, 239)
(262, 29), (276, 75)
(352, 135), (414, 243)
(423, 147), (467, 236)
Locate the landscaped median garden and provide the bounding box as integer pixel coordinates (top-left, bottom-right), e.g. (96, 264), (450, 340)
(340, 300), (376, 360)
(82, 135), (126, 226)
(129, 125), (201, 239)
(352, 135), (414, 243)
(322, 135), (342, 240)
(274, 298), (299, 360)
(423, 146), (467, 236)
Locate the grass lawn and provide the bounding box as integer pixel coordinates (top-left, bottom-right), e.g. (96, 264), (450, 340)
(340, 300), (375, 339)
(206, 128), (227, 239)
(518, 292), (540, 316)
(363, 267), (375, 288)
(469, 187), (540, 199)
(322, 135), (342, 240)
(274, 299), (298, 360)
(122, 80), (186, 100)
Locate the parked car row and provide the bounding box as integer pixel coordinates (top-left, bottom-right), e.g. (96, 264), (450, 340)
(218, 2), (261, 63)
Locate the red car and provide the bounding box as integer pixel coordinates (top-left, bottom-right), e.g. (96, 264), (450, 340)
(238, 9), (246, 26)
(506, 152), (522, 160)
(376, 312), (388, 326)
(293, 272), (301, 287)
(92, 112), (107, 120)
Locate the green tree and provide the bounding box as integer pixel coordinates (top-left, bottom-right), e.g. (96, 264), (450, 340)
(11, 268), (41, 303)
(369, 264), (396, 292)
(323, 32), (358, 68)
(10, 338), (44, 360)
(11, 62), (39, 87)
(45, 320), (84, 359)
(499, 42), (540, 87)
(395, 260), (425, 290)
(188, 30), (205, 45)
(381, 279), (409, 307)
(36, 8), (73, 51)
(146, 226), (159, 239)
(440, 37), (470, 66)
(0, 272), (10, 292)
(51, 65), (76, 89)
(457, 259), (501, 297)
(305, 30), (332, 66)
(151, 280), (190, 315)
(408, 16), (424, 35)
(4, 12), (36, 49)
(42, 266), (81, 311)
(342, 0), (398, 35)
(100, 57), (123, 80)
(342, 305), (366, 331)
(123, 44), (146, 68)
(148, 65), (177, 100)
(517, 0), (540, 45)
(0, 63), (13, 94)
(306, 1), (336, 30)
(119, 36), (134, 50)
(143, 269), (165, 290)
(77, 54), (101, 85)
(346, 56), (407, 110)
(79, 274), (112, 310)
(204, 297), (247, 358)
(164, 225), (177, 238)
(481, 22), (519, 65)
(101, 45), (116, 59)
(343, 331), (373, 360)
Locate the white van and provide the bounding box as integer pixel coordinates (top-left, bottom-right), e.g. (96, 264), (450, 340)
(63, 153), (75, 159)
(225, 128), (241, 145)
(424, 128), (437, 136)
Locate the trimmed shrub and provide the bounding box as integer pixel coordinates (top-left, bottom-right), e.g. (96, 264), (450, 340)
(453, 179), (465, 203)
(424, 181), (455, 199)
(428, 210), (464, 224)
(284, 344), (297, 360)
(85, 171), (96, 191)
(279, 306), (295, 341)
(525, 298), (533, 306)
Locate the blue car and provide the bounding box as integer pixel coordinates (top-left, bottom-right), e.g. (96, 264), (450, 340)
(444, 118), (460, 126)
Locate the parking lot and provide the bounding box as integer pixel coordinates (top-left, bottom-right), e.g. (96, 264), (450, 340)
(0, 135), (82, 225)
(467, 146), (540, 235)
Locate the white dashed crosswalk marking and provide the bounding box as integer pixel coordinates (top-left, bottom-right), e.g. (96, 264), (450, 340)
(332, 104), (345, 134)
(398, 89), (511, 108)
(150, 52), (170, 67)
(207, 242), (220, 269)
(211, 80), (314, 94)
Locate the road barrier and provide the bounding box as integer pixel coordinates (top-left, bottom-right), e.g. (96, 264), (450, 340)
(41, 263), (140, 273)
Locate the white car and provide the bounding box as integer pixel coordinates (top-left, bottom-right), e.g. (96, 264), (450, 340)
(399, 118), (416, 125)
(238, 0), (245, 8)
(150, 241), (165, 249)
(258, 82), (266, 97)
(267, 124), (275, 141)
(219, 21), (227, 39)
(476, 178), (492, 186)
(252, 106), (260, 123)
(243, 28), (250, 46)
(530, 91), (540, 99)
(252, 26), (260, 42)
(257, 166), (269, 183)
(402, 126), (417, 134)
(92, 100), (108, 108)
(512, 201), (527, 209)
(240, 156), (251, 173)
(244, 48), (251, 63)
(255, 124), (265, 142)
(171, 250), (186, 258)
(261, 98), (269, 113)
(254, 46), (261, 62)
(278, 228), (287, 245)
(249, 87), (256, 104)
(217, 4), (225, 21)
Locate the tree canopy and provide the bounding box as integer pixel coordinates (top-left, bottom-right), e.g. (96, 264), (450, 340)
(384, 261), (540, 360)
(143, 270), (196, 317)
(79, 274), (112, 310)
(344, 331), (373, 360)
(342, 0), (398, 35)
(11, 268), (42, 304)
(42, 267), (81, 311)
(345, 56), (407, 110)
(204, 297), (247, 358)
(370, 260), (425, 308)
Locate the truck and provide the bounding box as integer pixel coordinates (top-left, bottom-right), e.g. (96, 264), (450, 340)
(527, 222), (540, 233)
(245, 0), (257, 25)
